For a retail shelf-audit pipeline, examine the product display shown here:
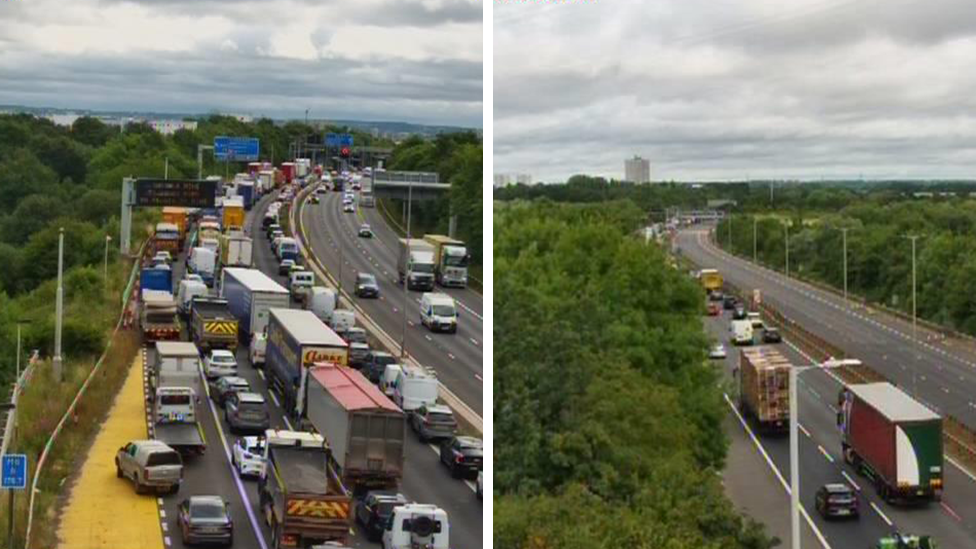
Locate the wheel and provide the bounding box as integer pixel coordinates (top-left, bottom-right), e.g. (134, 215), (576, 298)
(134, 476), (146, 495)
(116, 463), (123, 479)
(271, 523), (281, 549)
(450, 462), (461, 479)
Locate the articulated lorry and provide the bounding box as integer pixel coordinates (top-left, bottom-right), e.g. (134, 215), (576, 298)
(150, 342), (206, 456)
(190, 298), (239, 352)
(300, 364), (404, 494)
(265, 308), (348, 416)
(737, 346), (790, 434)
(423, 235), (470, 288)
(258, 430), (352, 547)
(397, 239), (435, 291)
(839, 382), (943, 503)
(221, 268), (291, 343)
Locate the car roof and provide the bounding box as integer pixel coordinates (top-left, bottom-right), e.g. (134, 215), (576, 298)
(240, 436), (264, 447)
(367, 491), (409, 502)
(823, 483), (853, 493)
(211, 349), (235, 357)
(426, 404), (453, 414)
(222, 376), (249, 386)
(455, 436), (482, 447)
(189, 495), (226, 507)
(237, 391), (266, 403)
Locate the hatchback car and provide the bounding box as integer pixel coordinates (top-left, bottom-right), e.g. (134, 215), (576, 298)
(154, 251), (173, 264)
(708, 344), (727, 359)
(707, 302), (721, 316)
(439, 436), (483, 479)
(815, 483), (859, 519)
(349, 342), (371, 368)
(410, 404), (458, 442)
(278, 259), (296, 276)
(763, 328), (782, 343)
(723, 295), (737, 310)
(315, 186), (328, 195)
(355, 272), (380, 298)
(365, 352), (398, 383)
(231, 436), (266, 479)
(358, 224), (373, 238)
(177, 495), (233, 546)
(209, 376), (250, 407)
(344, 327), (368, 345)
(355, 491), (410, 542)
(203, 350), (238, 380)
(225, 392), (270, 435)
(343, 202), (355, 213)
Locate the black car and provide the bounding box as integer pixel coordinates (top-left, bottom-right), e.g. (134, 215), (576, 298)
(355, 272), (380, 298)
(178, 496), (233, 546)
(278, 259), (295, 276)
(365, 351), (398, 383)
(266, 223), (281, 239)
(763, 328), (782, 343)
(708, 290), (724, 302)
(439, 436), (483, 479)
(355, 491), (410, 541)
(815, 483), (859, 519)
(723, 295), (737, 310)
(732, 305), (747, 320)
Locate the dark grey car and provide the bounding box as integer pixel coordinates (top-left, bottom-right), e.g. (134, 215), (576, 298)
(410, 404), (458, 442)
(177, 495), (233, 546)
(349, 342), (371, 368)
(365, 351), (397, 383)
(355, 272), (380, 298)
(225, 392), (270, 434)
(355, 491), (410, 541)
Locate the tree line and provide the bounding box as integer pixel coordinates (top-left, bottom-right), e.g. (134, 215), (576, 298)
(494, 199), (777, 549)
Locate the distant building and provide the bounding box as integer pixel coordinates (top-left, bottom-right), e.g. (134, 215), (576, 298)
(44, 113), (83, 127)
(149, 119), (199, 135)
(624, 155), (651, 184)
(494, 173), (533, 188)
(493, 174), (513, 188)
(516, 174), (533, 186)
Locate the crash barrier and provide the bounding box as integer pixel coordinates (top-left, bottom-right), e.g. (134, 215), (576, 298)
(25, 237), (149, 549)
(290, 185), (483, 435)
(375, 195), (483, 293)
(0, 351), (40, 458)
(717, 280), (976, 475)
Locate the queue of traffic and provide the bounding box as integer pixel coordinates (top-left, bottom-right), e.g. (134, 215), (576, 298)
(113, 164), (481, 549)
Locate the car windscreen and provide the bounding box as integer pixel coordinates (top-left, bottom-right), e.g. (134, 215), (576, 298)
(412, 263), (434, 273)
(191, 502), (227, 519)
(146, 451), (182, 467)
(239, 402), (267, 415)
(212, 355), (235, 364)
(432, 305), (455, 317)
(359, 275), (376, 285)
(428, 412), (455, 424)
(160, 394), (190, 406)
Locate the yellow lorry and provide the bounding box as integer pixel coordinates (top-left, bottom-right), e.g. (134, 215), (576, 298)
(699, 268), (723, 293)
(222, 198), (245, 231)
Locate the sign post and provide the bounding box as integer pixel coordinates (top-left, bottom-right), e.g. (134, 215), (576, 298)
(3, 453), (27, 546)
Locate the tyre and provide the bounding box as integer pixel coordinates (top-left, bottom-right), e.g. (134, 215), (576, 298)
(134, 477), (146, 495)
(116, 464), (124, 479)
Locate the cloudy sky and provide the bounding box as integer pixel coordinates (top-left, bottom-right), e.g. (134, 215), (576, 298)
(495, 0), (976, 182)
(0, 0), (481, 126)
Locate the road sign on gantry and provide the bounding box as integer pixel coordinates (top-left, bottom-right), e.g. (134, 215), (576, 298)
(326, 133), (353, 148)
(2, 454), (27, 489)
(214, 136), (260, 161)
(134, 179), (217, 208)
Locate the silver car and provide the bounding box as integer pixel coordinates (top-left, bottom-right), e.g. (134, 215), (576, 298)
(203, 350), (238, 380)
(225, 392), (270, 435)
(410, 404), (458, 442)
(116, 440), (183, 495)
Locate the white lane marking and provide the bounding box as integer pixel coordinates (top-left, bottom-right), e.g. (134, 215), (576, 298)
(871, 502), (893, 526)
(283, 415), (294, 430)
(158, 498), (164, 505)
(424, 335), (432, 342)
(448, 353), (455, 360)
(475, 374), (483, 382)
(258, 370), (265, 380)
(159, 509), (166, 518)
(164, 536), (172, 546)
(463, 480), (477, 492)
(797, 422), (811, 438)
(470, 338), (479, 346)
(428, 443), (440, 454)
(723, 394), (833, 549)
(161, 522), (168, 531)
(268, 390), (281, 408)
(941, 501), (962, 521)
(817, 445), (834, 463)
(841, 470), (861, 491)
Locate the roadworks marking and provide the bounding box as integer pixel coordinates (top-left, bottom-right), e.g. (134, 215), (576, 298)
(797, 423), (811, 438)
(817, 445), (834, 463)
(871, 502), (893, 526)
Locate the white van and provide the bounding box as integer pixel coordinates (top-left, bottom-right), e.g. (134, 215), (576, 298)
(731, 320), (754, 346)
(746, 311), (764, 330)
(308, 287), (337, 321)
(329, 309), (356, 335)
(249, 332), (267, 368)
(381, 363), (403, 398)
(176, 279), (208, 317)
(188, 247), (216, 286)
(289, 270), (315, 295)
(200, 237), (220, 254)
(419, 293), (458, 334)
(393, 364), (439, 412)
(382, 504), (449, 549)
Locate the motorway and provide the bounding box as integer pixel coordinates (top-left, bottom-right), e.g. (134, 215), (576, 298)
(149, 192), (482, 549)
(296, 187), (484, 414)
(678, 227), (976, 430)
(704, 313), (976, 548)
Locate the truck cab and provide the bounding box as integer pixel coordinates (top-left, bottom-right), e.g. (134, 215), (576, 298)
(423, 235), (470, 288)
(382, 504), (449, 549)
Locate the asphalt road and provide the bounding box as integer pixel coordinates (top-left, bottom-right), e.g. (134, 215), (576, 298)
(704, 312), (976, 548)
(147, 194), (482, 549)
(678, 227), (976, 430)
(295, 188), (483, 414)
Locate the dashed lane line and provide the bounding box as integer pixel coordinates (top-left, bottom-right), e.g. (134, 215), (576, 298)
(871, 502), (893, 527)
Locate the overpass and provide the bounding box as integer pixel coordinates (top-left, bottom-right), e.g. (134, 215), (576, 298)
(369, 170), (450, 201)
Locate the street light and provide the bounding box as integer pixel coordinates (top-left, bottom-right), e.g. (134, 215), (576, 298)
(905, 234), (920, 397)
(784, 222), (790, 278)
(400, 178), (414, 361)
(15, 319), (31, 380)
(840, 228), (849, 306)
(104, 235), (113, 282)
(753, 216), (758, 264)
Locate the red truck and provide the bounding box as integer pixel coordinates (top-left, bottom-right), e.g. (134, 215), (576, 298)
(281, 162), (296, 183)
(839, 382), (943, 503)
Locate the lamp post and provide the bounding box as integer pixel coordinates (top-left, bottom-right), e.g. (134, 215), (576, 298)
(753, 217), (758, 263)
(53, 228), (64, 383)
(104, 235), (112, 282)
(840, 228), (849, 306)
(906, 234), (920, 397)
(784, 222), (790, 278)
(15, 319), (30, 380)
(400, 179), (414, 361)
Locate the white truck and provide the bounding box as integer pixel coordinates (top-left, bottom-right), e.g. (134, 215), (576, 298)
(221, 234), (253, 269)
(397, 238), (435, 291)
(423, 235), (470, 288)
(382, 504), (449, 549)
(731, 319), (755, 346)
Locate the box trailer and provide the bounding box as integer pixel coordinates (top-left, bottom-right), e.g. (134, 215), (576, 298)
(265, 308), (349, 417)
(300, 364), (404, 494)
(738, 346), (790, 434)
(840, 382), (943, 503)
(220, 268), (290, 342)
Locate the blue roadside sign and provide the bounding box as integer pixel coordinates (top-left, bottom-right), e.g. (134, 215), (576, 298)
(2, 454), (27, 490)
(214, 136), (260, 161)
(325, 133), (353, 148)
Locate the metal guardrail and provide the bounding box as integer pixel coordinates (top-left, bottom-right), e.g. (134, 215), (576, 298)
(289, 185), (483, 434)
(24, 237), (148, 549)
(0, 352), (40, 458)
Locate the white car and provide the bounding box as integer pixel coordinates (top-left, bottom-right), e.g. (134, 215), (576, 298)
(183, 273), (204, 284)
(343, 203), (355, 213)
(709, 343), (727, 359)
(153, 251), (173, 264)
(203, 349), (238, 379)
(231, 436), (266, 478)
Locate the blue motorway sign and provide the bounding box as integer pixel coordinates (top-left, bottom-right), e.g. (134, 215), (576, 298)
(214, 136), (260, 161)
(326, 133), (353, 148)
(2, 454), (27, 489)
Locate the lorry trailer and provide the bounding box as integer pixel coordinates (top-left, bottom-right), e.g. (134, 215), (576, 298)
(300, 364), (404, 494)
(738, 346), (790, 434)
(221, 268), (290, 342)
(150, 342), (206, 455)
(265, 308), (349, 416)
(840, 382), (943, 503)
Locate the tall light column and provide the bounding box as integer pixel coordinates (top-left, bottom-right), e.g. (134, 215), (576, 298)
(784, 223), (790, 278)
(753, 217), (758, 263)
(840, 228), (849, 305)
(400, 179), (414, 361)
(908, 234), (919, 396)
(53, 228), (64, 382)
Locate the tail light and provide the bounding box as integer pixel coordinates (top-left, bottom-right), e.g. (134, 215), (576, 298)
(455, 455), (464, 464)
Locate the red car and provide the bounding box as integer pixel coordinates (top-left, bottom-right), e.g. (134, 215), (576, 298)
(707, 303), (721, 316)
